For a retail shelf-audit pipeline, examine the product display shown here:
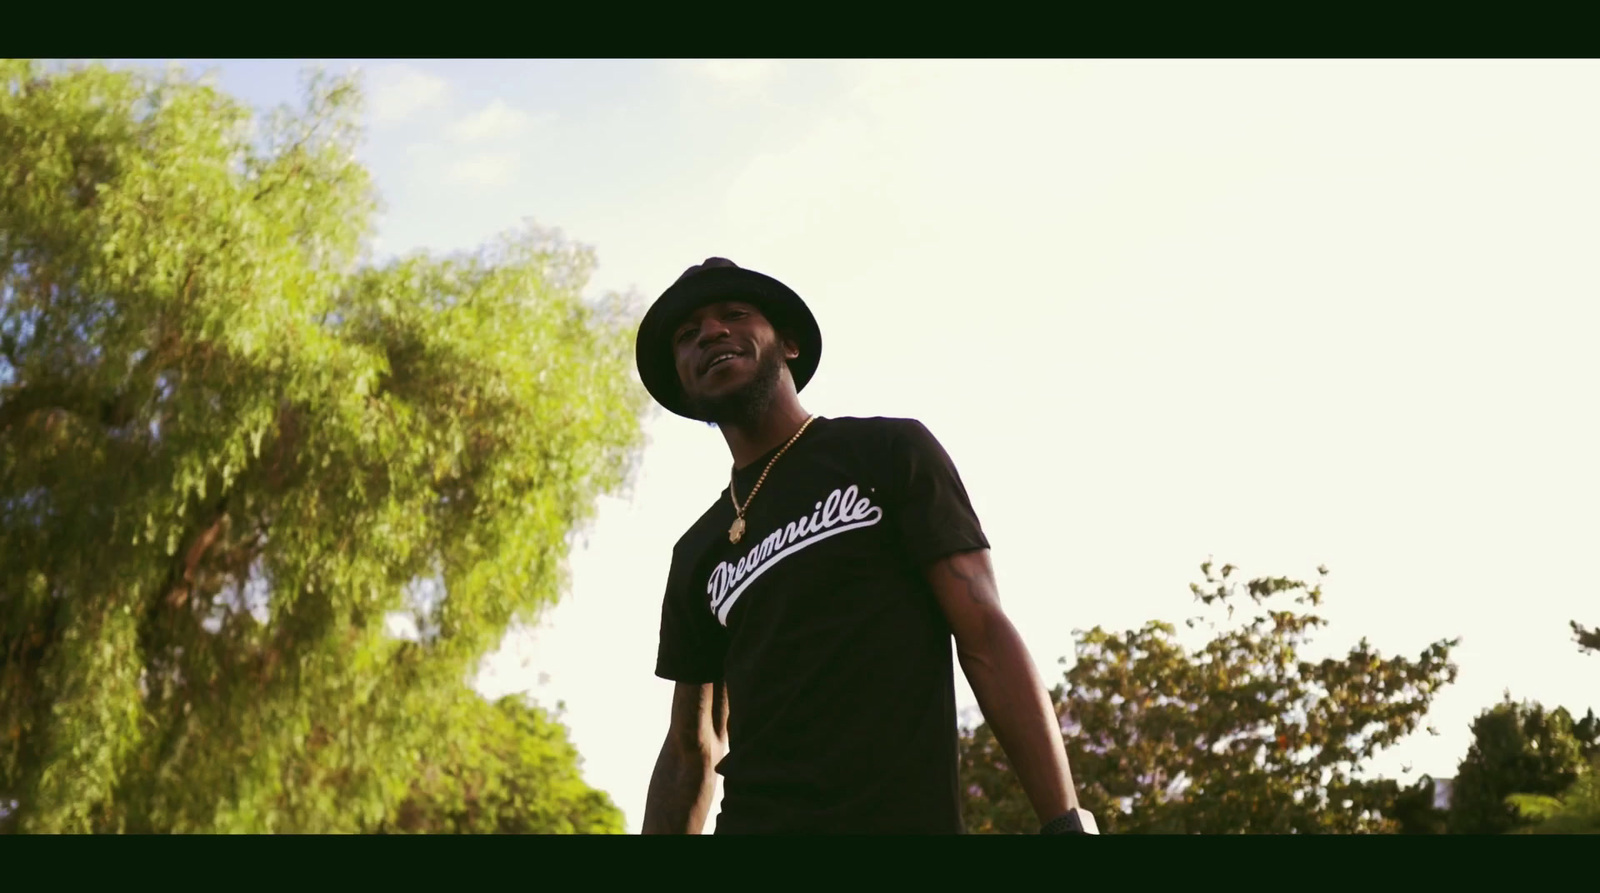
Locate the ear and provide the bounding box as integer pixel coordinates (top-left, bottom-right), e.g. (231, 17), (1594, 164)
(781, 334), (801, 361)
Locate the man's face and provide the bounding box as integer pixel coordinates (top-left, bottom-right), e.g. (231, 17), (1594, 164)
(672, 300), (798, 424)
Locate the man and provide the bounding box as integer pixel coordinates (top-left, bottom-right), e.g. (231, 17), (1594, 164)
(638, 258), (1095, 835)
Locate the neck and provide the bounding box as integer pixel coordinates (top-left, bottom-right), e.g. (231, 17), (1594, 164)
(720, 394), (812, 470)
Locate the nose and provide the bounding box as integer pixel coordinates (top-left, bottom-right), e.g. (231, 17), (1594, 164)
(695, 318), (733, 348)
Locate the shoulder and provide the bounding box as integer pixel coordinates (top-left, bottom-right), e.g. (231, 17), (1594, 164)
(812, 415), (950, 466)
(671, 492), (731, 558)
(815, 414), (933, 443)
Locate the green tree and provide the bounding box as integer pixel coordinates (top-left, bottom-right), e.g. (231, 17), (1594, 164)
(380, 694), (623, 834)
(1447, 696), (1587, 834)
(1503, 623), (1600, 834)
(0, 60), (646, 832)
(1508, 773), (1600, 834)
(959, 561), (1460, 833)
(1574, 709), (1600, 769)
(1568, 621), (1599, 767)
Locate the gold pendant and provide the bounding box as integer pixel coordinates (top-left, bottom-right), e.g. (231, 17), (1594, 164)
(729, 516), (746, 544)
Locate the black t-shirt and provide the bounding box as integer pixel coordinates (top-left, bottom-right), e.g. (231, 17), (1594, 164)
(654, 416), (989, 834)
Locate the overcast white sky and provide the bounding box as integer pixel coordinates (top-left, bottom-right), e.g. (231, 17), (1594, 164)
(132, 59), (1599, 832)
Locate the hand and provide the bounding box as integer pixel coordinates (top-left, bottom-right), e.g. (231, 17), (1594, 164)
(1040, 808), (1099, 835)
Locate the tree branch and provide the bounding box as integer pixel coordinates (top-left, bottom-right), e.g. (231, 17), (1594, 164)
(0, 382), (83, 434)
(165, 508), (230, 610)
(1574, 621), (1599, 656)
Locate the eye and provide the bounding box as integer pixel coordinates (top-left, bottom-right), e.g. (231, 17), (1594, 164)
(676, 326), (696, 344)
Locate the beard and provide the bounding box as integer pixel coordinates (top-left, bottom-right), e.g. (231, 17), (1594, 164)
(687, 347), (787, 428)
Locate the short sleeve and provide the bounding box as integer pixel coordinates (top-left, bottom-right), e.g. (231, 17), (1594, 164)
(654, 552), (727, 684)
(888, 420), (990, 567)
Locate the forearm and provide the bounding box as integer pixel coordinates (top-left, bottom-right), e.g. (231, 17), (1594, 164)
(959, 616), (1079, 823)
(641, 739), (720, 834)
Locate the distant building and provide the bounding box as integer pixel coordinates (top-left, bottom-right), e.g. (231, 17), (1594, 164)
(1426, 776), (1454, 810)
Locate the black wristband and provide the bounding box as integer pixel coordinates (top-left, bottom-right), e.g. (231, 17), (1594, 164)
(1040, 808), (1099, 835)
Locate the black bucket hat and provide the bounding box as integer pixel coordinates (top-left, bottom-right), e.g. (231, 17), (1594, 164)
(635, 258), (822, 421)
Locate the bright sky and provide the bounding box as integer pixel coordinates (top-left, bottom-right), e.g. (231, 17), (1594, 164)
(117, 59), (1600, 832)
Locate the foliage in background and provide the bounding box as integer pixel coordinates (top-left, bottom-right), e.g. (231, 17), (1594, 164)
(1573, 621), (1599, 656)
(380, 694), (624, 834)
(1501, 623), (1600, 834)
(1446, 697), (1589, 834)
(1508, 773), (1600, 835)
(959, 561), (1460, 833)
(0, 59), (647, 832)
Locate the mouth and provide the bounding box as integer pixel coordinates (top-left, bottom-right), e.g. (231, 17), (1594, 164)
(700, 349), (745, 377)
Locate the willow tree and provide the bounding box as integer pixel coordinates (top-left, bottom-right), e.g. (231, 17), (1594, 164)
(0, 60), (647, 832)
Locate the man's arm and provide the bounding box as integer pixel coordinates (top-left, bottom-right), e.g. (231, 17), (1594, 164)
(642, 680), (729, 834)
(927, 548), (1080, 825)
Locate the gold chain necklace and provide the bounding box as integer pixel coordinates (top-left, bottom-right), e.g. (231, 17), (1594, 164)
(727, 415), (817, 544)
